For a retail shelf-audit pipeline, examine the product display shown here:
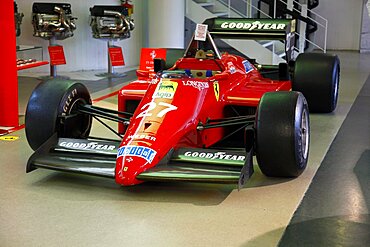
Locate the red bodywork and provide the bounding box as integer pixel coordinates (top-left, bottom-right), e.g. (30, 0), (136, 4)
(116, 53), (291, 186)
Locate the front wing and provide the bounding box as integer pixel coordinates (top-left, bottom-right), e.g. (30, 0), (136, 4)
(27, 135), (253, 188)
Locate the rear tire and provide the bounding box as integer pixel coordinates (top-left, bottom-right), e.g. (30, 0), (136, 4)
(292, 53), (340, 113)
(256, 91), (310, 177)
(25, 79), (92, 151)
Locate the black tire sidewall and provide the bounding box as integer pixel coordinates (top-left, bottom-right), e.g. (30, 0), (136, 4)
(292, 53), (340, 113)
(256, 91), (310, 177)
(25, 79), (92, 151)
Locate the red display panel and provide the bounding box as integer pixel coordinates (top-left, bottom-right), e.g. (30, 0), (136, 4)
(109, 46), (125, 66)
(48, 45), (66, 65)
(139, 48), (167, 71)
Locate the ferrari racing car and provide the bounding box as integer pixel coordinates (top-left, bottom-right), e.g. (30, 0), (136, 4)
(25, 18), (340, 189)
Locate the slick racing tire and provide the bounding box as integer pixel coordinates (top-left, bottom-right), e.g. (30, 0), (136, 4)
(255, 91), (310, 177)
(25, 79), (92, 151)
(292, 53), (340, 113)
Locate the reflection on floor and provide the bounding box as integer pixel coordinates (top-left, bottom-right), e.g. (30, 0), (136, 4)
(0, 51), (369, 246)
(279, 75), (370, 246)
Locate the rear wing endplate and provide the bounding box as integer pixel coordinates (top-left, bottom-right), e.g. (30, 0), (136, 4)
(203, 18), (296, 61)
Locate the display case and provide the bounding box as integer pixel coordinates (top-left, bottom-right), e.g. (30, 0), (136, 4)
(16, 45), (48, 70)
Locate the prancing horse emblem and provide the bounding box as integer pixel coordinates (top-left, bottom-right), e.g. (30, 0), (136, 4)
(213, 82), (220, 101)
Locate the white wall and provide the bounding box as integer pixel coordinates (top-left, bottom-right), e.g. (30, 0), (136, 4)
(147, 0), (185, 48)
(314, 0), (364, 50)
(16, 0), (144, 72)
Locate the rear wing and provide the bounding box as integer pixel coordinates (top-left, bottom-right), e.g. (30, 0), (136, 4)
(203, 18), (296, 61)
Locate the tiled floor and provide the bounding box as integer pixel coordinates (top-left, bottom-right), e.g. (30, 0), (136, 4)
(0, 51), (369, 246)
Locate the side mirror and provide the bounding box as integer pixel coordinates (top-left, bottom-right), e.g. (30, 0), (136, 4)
(154, 58), (166, 73)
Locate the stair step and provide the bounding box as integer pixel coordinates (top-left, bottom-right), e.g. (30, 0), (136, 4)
(212, 12), (228, 17)
(199, 2), (215, 7)
(260, 41), (274, 48)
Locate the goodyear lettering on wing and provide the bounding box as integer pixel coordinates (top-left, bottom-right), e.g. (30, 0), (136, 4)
(184, 151), (245, 161)
(153, 80), (178, 99)
(59, 141), (116, 151)
(220, 21), (286, 31)
(117, 145), (157, 164)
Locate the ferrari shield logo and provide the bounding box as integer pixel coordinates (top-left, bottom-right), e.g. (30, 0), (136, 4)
(213, 82), (220, 101)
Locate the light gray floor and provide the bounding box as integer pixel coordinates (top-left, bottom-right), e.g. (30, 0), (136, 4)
(0, 51), (369, 247)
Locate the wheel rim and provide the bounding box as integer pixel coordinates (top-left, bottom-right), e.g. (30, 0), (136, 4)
(63, 98), (92, 138)
(300, 108), (309, 160)
(333, 71), (339, 106)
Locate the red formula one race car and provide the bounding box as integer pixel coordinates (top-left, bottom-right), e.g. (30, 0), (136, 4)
(25, 18), (340, 189)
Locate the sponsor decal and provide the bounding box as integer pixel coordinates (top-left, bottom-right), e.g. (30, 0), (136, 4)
(213, 82), (220, 101)
(59, 141), (116, 151)
(153, 80), (178, 99)
(182, 80), (209, 91)
(242, 60), (254, 74)
(127, 134), (156, 142)
(227, 62), (236, 74)
(220, 21), (286, 31)
(150, 77), (160, 84)
(62, 88), (78, 115)
(184, 151), (245, 161)
(136, 102), (178, 119)
(117, 145), (157, 164)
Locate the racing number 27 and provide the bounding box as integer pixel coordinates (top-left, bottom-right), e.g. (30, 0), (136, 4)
(136, 102), (177, 119)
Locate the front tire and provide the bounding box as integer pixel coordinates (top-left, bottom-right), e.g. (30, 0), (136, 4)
(256, 91), (310, 177)
(25, 79), (92, 151)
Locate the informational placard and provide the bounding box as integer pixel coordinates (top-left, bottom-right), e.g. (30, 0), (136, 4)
(139, 48), (167, 71)
(48, 45), (66, 65)
(194, 23), (208, 41)
(109, 46), (125, 66)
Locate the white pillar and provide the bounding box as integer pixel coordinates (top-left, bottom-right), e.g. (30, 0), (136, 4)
(299, 2), (308, 53)
(147, 0), (185, 48)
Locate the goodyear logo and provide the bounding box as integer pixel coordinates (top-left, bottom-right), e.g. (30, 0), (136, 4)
(117, 145), (157, 164)
(153, 80), (178, 99)
(220, 21), (286, 31)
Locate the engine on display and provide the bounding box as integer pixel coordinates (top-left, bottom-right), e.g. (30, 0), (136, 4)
(14, 2), (24, 37)
(90, 5), (134, 39)
(32, 2), (77, 40)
